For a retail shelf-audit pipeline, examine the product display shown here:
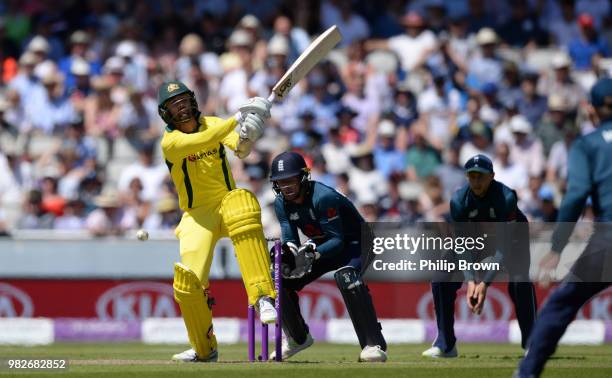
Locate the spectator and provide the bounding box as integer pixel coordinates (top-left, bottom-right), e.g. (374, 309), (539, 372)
(547, 0), (581, 47)
(435, 144), (465, 201)
(517, 71), (548, 126)
(85, 190), (130, 237)
(498, 0), (545, 47)
(459, 120), (494, 165)
(347, 143), (388, 202)
(569, 13), (609, 70)
(531, 185), (559, 222)
(405, 130), (441, 181)
(53, 199), (85, 230)
(17, 189), (54, 229)
(58, 30), (102, 93)
(84, 75), (120, 158)
(321, 125), (352, 175)
(117, 144), (167, 202)
(118, 87), (161, 150)
(538, 52), (585, 109)
(546, 122), (580, 188)
(509, 115), (546, 178)
(321, 0), (370, 47)
(219, 29), (254, 114)
(366, 11), (436, 74)
(537, 94), (576, 156)
(493, 142), (528, 192)
(417, 68), (461, 149)
(373, 119), (405, 178)
(27, 70), (78, 134)
(143, 196), (181, 231)
(467, 28), (503, 89)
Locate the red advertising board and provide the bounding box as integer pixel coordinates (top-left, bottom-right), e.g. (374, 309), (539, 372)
(1, 280), (611, 321)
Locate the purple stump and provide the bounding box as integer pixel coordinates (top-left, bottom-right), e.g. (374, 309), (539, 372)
(261, 323), (269, 361)
(248, 305), (255, 361)
(274, 240), (282, 362)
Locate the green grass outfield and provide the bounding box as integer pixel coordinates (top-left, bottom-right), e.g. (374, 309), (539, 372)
(1, 343), (611, 377)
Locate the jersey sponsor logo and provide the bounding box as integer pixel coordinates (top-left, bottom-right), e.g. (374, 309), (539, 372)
(468, 209), (478, 218)
(289, 212), (300, 220)
(603, 130), (612, 143)
(278, 160), (284, 171)
(187, 148), (218, 162)
(167, 83), (180, 92)
(96, 282), (178, 321)
(0, 283), (34, 317)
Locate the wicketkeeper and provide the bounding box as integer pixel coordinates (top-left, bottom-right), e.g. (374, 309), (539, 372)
(269, 151), (387, 362)
(158, 80), (277, 362)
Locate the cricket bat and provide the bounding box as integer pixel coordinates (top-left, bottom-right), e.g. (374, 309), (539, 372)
(268, 25), (342, 102)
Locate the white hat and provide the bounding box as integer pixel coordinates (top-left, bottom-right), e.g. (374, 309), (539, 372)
(104, 56), (125, 73)
(93, 190), (121, 208)
(116, 40), (138, 57)
(70, 58), (91, 76)
(547, 94), (569, 112)
(510, 115), (532, 134)
(70, 30), (90, 44)
(179, 33), (204, 55)
(398, 181), (423, 201)
(347, 143), (373, 158)
(476, 28), (498, 45)
(228, 29), (253, 47)
(18, 52), (37, 66)
(378, 119), (396, 136)
(551, 52), (572, 69)
(28, 36), (50, 53)
(267, 34), (289, 56)
(34, 61), (58, 82)
(239, 14), (260, 28)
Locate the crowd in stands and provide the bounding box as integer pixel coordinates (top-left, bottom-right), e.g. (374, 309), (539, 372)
(0, 0), (609, 237)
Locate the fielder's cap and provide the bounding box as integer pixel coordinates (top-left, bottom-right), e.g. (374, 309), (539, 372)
(590, 77), (612, 107)
(476, 28), (498, 45)
(228, 29), (253, 47)
(70, 30), (90, 44)
(378, 119), (396, 136)
(28, 36), (50, 53)
(464, 154), (494, 174)
(510, 115), (533, 134)
(239, 14), (260, 29)
(179, 33), (204, 55)
(551, 52), (572, 69)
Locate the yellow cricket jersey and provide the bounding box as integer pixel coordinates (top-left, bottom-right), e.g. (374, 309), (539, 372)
(161, 115), (240, 211)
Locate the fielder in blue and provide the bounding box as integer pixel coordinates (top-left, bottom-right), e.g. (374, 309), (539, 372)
(423, 154), (537, 358)
(516, 78), (612, 377)
(269, 151), (387, 362)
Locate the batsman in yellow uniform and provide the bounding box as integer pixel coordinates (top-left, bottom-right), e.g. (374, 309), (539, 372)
(157, 81), (276, 362)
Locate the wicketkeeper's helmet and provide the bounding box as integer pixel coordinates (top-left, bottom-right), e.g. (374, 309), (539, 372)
(269, 151), (310, 195)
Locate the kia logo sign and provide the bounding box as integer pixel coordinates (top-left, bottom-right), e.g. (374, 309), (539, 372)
(417, 286), (513, 321)
(96, 282), (178, 320)
(0, 283), (34, 317)
(300, 282), (347, 320)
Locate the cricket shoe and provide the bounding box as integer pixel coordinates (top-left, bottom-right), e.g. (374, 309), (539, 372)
(256, 296), (277, 324)
(171, 348), (218, 362)
(270, 333), (314, 360)
(359, 345), (387, 362)
(421, 345), (458, 358)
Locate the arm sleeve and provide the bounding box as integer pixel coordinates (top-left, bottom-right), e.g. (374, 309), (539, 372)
(551, 139), (591, 253)
(274, 199), (300, 245)
(222, 130), (240, 151)
(313, 194), (345, 260)
(161, 116), (237, 161)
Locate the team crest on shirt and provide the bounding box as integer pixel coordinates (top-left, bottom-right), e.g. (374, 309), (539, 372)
(167, 83), (180, 92)
(187, 148), (218, 162)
